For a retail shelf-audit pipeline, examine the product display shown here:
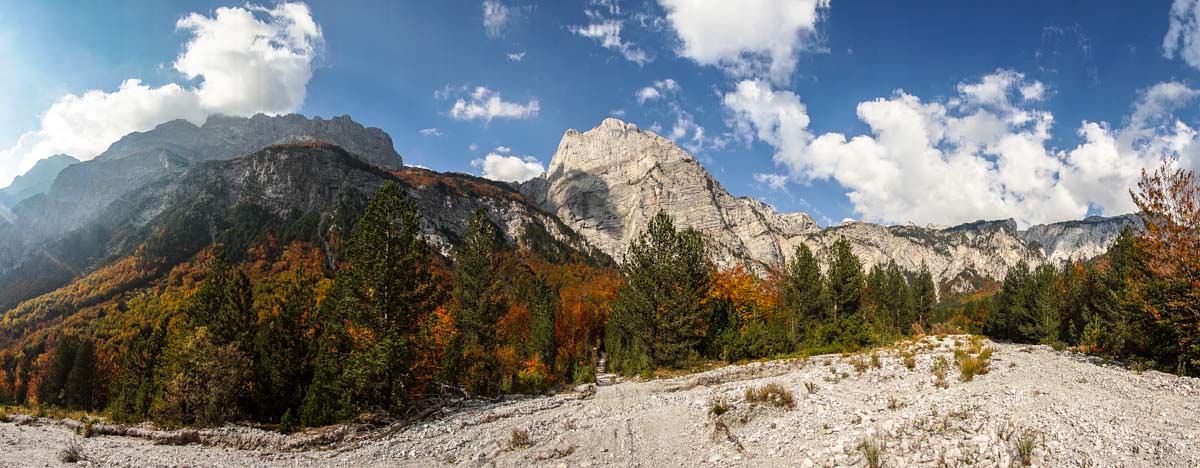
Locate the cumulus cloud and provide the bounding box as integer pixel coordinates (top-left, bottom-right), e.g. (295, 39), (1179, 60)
(753, 173), (789, 190)
(658, 0), (829, 83)
(635, 78), (679, 104)
(0, 2), (322, 187)
(419, 128), (443, 137)
(569, 1), (652, 65)
(725, 71), (1198, 227)
(1165, 0), (1200, 69)
(482, 0), (511, 38)
(446, 86), (540, 123)
(471, 151), (546, 182)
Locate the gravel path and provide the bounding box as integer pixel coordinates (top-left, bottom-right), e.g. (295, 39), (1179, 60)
(3, 336), (1199, 467)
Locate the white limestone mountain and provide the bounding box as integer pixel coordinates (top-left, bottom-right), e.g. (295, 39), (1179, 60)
(522, 118), (1140, 292)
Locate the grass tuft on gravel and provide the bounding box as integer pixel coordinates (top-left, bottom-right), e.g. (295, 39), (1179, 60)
(744, 384), (795, 409)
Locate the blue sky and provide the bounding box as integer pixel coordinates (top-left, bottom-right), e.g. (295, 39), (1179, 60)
(3, 0), (1200, 227)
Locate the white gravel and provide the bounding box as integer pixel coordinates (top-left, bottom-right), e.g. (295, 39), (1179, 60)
(3, 335), (1199, 467)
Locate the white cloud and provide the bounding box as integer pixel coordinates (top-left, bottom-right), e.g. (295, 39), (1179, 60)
(0, 2), (323, 187)
(1165, 0), (1200, 69)
(419, 127), (443, 137)
(636, 78), (679, 104)
(753, 173), (789, 190)
(494, 145), (512, 153)
(569, 1), (652, 65)
(725, 71), (1197, 228)
(471, 152), (545, 182)
(469, 143), (480, 152)
(447, 86), (540, 123)
(482, 0), (511, 39)
(609, 109), (626, 117)
(507, 51), (526, 61)
(658, 0), (829, 83)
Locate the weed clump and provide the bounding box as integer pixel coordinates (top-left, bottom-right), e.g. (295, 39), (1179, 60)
(509, 428), (532, 450)
(744, 384), (795, 409)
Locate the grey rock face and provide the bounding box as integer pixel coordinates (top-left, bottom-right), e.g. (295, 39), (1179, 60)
(1019, 214), (1142, 264)
(99, 113), (402, 168)
(0, 154), (78, 207)
(522, 118), (819, 274)
(525, 118), (1138, 289)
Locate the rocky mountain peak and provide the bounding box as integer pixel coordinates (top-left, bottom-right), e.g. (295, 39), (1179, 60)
(99, 113), (403, 169)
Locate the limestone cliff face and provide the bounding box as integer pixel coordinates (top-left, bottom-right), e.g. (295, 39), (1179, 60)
(524, 118), (1138, 290)
(522, 118), (819, 273)
(1020, 214), (1142, 264)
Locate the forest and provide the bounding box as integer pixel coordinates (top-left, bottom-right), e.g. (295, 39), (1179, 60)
(1, 158), (1197, 431)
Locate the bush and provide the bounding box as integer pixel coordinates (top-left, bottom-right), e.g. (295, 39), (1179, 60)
(509, 428), (532, 450)
(151, 327), (251, 426)
(744, 384), (795, 409)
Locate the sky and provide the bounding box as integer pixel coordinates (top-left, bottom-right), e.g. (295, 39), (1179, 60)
(3, 0), (1200, 228)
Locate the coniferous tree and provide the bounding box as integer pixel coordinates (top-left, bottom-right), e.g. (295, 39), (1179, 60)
(64, 339), (99, 410)
(251, 271), (320, 422)
(781, 244), (825, 344)
(38, 335), (80, 407)
(303, 181), (444, 425)
(911, 262), (937, 328)
(444, 209), (507, 396)
(605, 211), (714, 375)
(824, 238), (870, 349)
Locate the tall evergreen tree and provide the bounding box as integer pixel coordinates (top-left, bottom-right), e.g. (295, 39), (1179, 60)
(444, 209), (507, 396)
(781, 244), (825, 343)
(827, 238), (865, 319)
(911, 262), (937, 328)
(302, 181), (444, 425)
(605, 211), (714, 375)
(64, 339), (99, 410)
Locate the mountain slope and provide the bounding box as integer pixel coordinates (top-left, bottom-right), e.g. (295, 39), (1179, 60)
(0, 142), (604, 325)
(0, 114), (404, 279)
(524, 118), (1138, 289)
(0, 154), (78, 207)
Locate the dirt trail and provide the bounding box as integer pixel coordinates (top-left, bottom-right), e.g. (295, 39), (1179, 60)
(2, 336), (1198, 467)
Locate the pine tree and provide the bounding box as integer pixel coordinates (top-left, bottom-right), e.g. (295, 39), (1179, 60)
(302, 181), (444, 425)
(38, 335), (80, 407)
(911, 262), (937, 328)
(605, 211), (713, 374)
(445, 209), (507, 396)
(64, 339), (99, 410)
(781, 244), (825, 344)
(827, 238), (864, 319)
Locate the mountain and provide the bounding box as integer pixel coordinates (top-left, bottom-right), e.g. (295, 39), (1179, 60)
(0, 154), (78, 207)
(1020, 214), (1144, 263)
(0, 141), (604, 341)
(0, 114), (404, 278)
(522, 118), (820, 274)
(524, 118), (1139, 292)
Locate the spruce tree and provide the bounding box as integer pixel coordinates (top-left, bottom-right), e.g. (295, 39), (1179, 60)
(605, 211), (713, 374)
(64, 339), (99, 410)
(911, 262), (937, 327)
(445, 209), (507, 396)
(781, 244), (825, 344)
(303, 181), (443, 424)
(827, 238), (865, 319)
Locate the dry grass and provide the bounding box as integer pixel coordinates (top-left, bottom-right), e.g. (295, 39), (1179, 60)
(932, 355), (950, 388)
(1014, 429), (1039, 465)
(858, 437), (882, 468)
(508, 428), (532, 450)
(744, 384), (796, 409)
(709, 399), (730, 417)
(804, 382), (818, 394)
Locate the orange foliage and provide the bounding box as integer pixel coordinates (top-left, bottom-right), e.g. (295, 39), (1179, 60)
(708, 266), (777, 325)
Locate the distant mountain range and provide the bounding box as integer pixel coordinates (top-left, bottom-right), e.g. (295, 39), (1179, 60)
(0, 114), (1140, 319)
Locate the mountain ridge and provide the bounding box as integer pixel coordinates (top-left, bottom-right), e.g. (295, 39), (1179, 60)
(524, 118), (1139, 292)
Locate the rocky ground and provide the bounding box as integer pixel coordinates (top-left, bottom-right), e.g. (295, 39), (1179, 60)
(3, 335), (1199, 467)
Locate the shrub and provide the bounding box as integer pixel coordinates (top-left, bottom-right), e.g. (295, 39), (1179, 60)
(870, 353), (881, 368)
(710, 399), (730, 416)
(509, 428), (532, 450)
(744, 384), (795, 409)
(59, 437), (83, 463)
(902, 352), (916, 370)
